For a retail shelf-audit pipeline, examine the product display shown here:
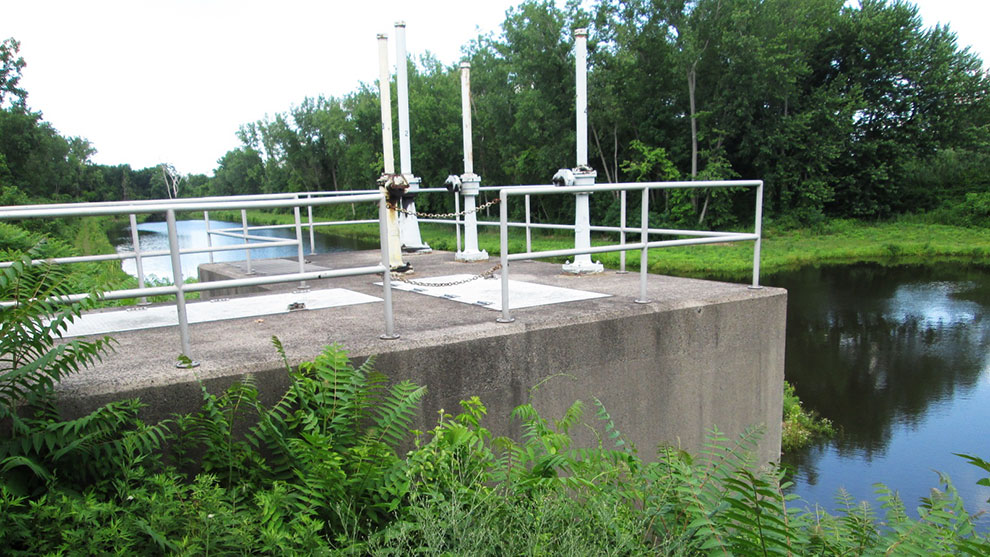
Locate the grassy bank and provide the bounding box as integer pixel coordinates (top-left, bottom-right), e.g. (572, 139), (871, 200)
(214, 209), (990, 279)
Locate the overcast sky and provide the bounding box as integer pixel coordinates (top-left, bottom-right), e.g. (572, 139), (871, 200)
(3, 0), (988, 177)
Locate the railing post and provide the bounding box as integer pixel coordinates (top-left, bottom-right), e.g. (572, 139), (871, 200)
(497, 189), (514, 323)
(379, 195), (400, 340)
(204, 211), (215, 264)
(750, 181), (764, 289)
(525, 194), (532, 254)
(635, 187), (650, 304)
(294, 206), (311, 292)
(129, 213), (149, 305)
(241, 209), (254, 275)
(166, 209), (199, 368)
(307, 194), (316, 255)
(618, 190), (628, 273)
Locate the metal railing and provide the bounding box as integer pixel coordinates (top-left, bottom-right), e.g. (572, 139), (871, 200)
(0, 193), (399, 366)
(492, 180), (764, 323)
(1, 179), (764, 358)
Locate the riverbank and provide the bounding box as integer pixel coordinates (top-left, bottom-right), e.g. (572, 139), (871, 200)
(209, 210), (990, 279)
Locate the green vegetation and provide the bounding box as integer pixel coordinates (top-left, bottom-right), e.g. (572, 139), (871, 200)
(0, 221), (197, 306)
(781, 381), (836, 452)
(3, 5), (989, 550)
(2, 258), (989, 554)
(204, 207), (990, 281)
(4, 1), (990, 231)
(425, 218), (990, 280)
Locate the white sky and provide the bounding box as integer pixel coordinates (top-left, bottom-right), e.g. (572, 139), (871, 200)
(2, 0), (988, 177)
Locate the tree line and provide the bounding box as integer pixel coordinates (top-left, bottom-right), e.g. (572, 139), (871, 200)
(3, 0), (989, 229)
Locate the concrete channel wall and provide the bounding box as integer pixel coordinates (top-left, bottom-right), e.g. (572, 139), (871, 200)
(374, 294), (786, 464)
(54, 252), (786, 465)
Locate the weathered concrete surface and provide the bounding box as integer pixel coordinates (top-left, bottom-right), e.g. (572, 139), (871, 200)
(55, 250), (787, 464)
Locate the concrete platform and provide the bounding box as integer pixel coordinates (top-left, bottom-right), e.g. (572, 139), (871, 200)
(55, 250), (787, 463)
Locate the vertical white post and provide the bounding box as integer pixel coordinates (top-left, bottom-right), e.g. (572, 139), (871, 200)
(576, 28), (588, 167)
(241, 209), (254, 275)
(378, 34), (395, 177)
(562, 28), (602, 274)
(461, 63), (474, 176)
(636, 187), (650, 304)
(457, 61), (488, 262)
(166, 209), (198, 367)
(204, 211), (215, 264)
(379, 195), (399, 339)
(396, 23), (412, 177)
(750, 182), (764, 289)
(294, 206), (310, 291)
(497, 189), (514, 323)
(454, 192), (462, 253)
(377, 33), (405, 270)
(525, 194), (532, 254)
(618, 190), (628, 273)
(307, 194), (315, 255)
(394, 22), (430, 253)
(129, 213), (148, 305)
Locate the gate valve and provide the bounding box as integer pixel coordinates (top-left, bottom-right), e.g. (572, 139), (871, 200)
(444, 174), (462, 193)
(552, 168), (576, 187)
(377, 173), (410, 198)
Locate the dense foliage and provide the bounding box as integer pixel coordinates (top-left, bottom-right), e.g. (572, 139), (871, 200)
(4, 1), (990, 229)
(194, 0), (990, 228)
(1, 255), (988, 554)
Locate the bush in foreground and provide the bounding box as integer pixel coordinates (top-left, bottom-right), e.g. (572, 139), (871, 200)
(1, 258), (987, 554)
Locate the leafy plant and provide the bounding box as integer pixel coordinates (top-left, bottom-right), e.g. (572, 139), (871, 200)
(0, 244), (169, 495)
(781, 380), (836, 452)
(172, 339), (426, 538)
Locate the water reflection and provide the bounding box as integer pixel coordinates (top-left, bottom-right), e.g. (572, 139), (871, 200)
(113, 219), (377, 281)
(771, 264), (990, 526)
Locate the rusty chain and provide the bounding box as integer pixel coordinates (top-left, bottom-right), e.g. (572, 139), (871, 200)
(386, 197), (500, 219)
(391, 264), (502, 288)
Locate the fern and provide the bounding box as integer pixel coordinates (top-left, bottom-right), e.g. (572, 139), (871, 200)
(1, 249), (114, 413)
(171, 340), (428, 537)
(0, 245), (170, 495)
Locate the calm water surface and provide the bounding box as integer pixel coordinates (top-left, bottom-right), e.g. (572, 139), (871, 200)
(769, 264), (990, 528)
(113, 219), (375, 281)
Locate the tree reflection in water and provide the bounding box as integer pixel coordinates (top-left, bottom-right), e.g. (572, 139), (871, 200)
(772, 263), (990, 525)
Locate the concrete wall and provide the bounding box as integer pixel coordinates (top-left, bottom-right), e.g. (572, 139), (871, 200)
(56, 287), (786, 465)
(371, 293), (786, 464)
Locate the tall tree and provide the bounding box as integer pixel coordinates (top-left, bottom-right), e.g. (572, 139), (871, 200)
(0, 37), (27, 110)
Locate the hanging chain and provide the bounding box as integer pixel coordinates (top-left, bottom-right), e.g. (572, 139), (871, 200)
(391, 264), (502, 288)
(386, 197), (500, 219)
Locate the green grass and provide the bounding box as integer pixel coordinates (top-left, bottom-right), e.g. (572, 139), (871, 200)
(210, 210), (989, 280)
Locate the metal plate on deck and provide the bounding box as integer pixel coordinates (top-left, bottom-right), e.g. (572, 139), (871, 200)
(381, 275), (610, 310)
(59, 288), (382, 338)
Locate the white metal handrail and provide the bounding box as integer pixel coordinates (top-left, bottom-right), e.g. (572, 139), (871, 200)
(0, 192), (399, 366)
(494, 179), (764, 323)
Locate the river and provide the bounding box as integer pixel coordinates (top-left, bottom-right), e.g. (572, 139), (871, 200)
(112, 223), (990, 525)
(769, 263), (990, 528)
(113, 219), (376, 281)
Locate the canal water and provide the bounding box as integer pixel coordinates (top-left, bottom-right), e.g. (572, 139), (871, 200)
(113, 219), (376, 281)
(769, 264), (990, 528)
(113, 223), (989, 525)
